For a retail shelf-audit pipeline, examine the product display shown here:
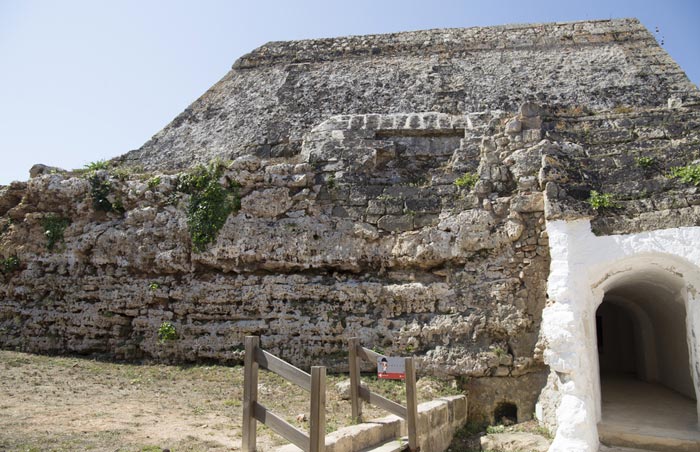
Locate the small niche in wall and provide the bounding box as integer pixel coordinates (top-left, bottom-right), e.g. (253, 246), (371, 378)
(493, 401), (518, 425)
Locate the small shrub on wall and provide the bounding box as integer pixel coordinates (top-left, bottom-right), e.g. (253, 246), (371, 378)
(177, 161), (241, 252)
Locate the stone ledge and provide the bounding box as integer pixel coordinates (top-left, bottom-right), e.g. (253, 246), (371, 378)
(234, 19), (648, 69)
(275, 395), (467, 452)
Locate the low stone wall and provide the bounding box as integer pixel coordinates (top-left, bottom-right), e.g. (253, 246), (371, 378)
(276, 395), (467, 452)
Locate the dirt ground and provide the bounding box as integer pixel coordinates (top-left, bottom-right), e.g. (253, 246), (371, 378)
(0, 350), (459, 452)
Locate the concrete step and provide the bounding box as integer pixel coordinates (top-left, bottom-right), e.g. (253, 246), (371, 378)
(598, 423), (700, 452)
(358, 437), (409, 452)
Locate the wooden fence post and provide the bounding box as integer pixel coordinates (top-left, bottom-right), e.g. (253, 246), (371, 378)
(405, 357), (419, 451)
(242, 336), (259, 452)
(310, 366), (326, 452)
(348, 337), (362, 423)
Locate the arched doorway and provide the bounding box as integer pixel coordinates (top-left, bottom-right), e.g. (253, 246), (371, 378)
(539, 220), (700, 451)
(594, 263), (699, 445)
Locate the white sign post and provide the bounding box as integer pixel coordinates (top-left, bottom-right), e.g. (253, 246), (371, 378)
(377, 356), (406, 379)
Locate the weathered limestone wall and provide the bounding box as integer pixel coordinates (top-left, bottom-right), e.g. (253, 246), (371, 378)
(1, 108), (555, 421)
(2, 19), (700, 441)
(3, 97), (700, 427)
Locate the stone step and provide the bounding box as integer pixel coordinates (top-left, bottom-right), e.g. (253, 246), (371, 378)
(358, 437), (408, 452)
(599, 423), (700, 452)
(600, 446), (661, 452)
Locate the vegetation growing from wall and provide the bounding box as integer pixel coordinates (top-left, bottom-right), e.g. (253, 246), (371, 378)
(176, 162), (241, 252)
(587, 190), (619, 210)
(669, 164), (700, 186)
(147, 176), (161, 190)
(88, 174), (117, 212)
(78, 160), (130, 214)
(635, 156), (656, 169)
(83, 160), (111, 172)
(454, 172), (479, 189)
(0, 256), (20, 274)
(326, 173), (336, 190)
(0, 219), (11, 236)
(157, 321), (178, 343)
(40, 215), (70, 251)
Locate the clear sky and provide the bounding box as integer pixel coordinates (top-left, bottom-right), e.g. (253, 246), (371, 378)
(1, 0), (698, 185)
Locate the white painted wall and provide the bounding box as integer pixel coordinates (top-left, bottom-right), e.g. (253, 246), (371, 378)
(539, 219), (700, 452)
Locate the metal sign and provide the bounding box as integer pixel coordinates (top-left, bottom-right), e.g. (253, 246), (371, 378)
(377, 356), (405, 379)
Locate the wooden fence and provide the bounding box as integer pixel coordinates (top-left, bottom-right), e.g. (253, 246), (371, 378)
(242, 336), (419, 452)
(348, 337), (419, 451)
(242, 336), (326, 452)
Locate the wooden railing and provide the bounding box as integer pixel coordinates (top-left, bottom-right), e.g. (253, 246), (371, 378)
(242, 336), (326, 452)
(348, 337), (419, 451)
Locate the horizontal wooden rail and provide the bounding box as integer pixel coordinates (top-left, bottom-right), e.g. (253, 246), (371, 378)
(359, 386), (408, 418)
(243, 336), (325, 452)
(349, 337), (419, 451)
(357, 345), (384, 363)
(255, 402), (309, 450)
(255, 347), (312, 392)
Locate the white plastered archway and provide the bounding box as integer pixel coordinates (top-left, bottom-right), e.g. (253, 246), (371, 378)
(540, 219), (700, 452)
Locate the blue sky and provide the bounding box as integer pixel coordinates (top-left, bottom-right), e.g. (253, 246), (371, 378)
(1, 0), (698, 185)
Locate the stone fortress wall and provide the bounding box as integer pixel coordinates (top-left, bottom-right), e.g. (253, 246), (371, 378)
(122, 18), (698, 171)
(1, 18), (700, 441)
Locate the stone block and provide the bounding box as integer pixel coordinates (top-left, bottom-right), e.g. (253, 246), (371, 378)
(521, 115), (542, 130)
(404, 197), (440, 213)
(413, 214), (439, 229)
(420, 426), (452, 452)
(522, 129), (542, 142)
(373, 146), (396, 168)
(511, 193), (544, 213)
(384, 201), (405, 215)
(520, 102), (542, 118)
(505, 118), (522, 134)
(440, 395), (468, 428)
(347, 422), (386, 451)
(366, 200), (385, 215)
(417, 399), (449, 431)
(377, 215), (413, 232)
(334, 379), (370, 400)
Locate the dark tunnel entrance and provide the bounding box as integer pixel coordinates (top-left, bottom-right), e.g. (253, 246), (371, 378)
(595, 267), (698, 442)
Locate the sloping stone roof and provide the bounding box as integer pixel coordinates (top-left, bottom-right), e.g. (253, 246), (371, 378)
(120, 18), (699, 172)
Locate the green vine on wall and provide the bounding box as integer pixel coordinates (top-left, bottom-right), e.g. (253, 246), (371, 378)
(177, 162), (241, 252)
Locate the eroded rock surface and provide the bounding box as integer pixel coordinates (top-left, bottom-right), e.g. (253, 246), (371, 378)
(120, 18), (699, 172)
